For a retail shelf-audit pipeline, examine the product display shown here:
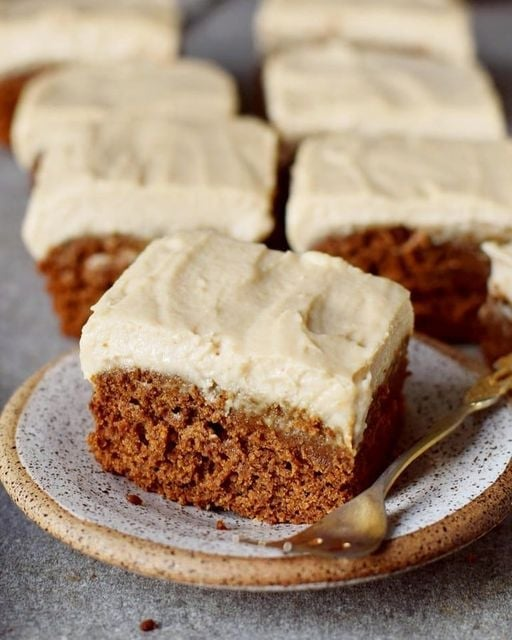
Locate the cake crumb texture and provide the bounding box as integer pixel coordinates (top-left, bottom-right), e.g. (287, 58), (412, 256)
(139, 619), (158, 632)
(88, 353), (406, 525)
(39, 235), (147, 337)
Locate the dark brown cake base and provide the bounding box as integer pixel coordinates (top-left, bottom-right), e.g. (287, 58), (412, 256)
(313, 227), (490, 343)
(479, 296), (512, 363)
(88, 348), (407, 524)
(0, 69), (41, 147)
(39, 235), (147, 338)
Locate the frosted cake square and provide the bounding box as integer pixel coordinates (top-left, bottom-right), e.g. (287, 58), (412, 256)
(0, 0), (180, 146)
(286, 133), (512, 341)
(263, 41), (504, 148)
(80, 230), (413, 524)
(12, 59), (237, 169)
(255, 0), (474, 63)
(22, 116), (278, 336)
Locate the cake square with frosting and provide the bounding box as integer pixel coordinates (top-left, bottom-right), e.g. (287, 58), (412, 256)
(255, 0), (474, 63)
(12, 59), (238, 169)
(0, 0), (179, 76)
(80, 230), (413, 524)
(287, 133), (512, 252)
(22, 116), (278, 337)
(0, 0), (180, 146)
(286, 132), (512, 342)
(263, 41), (505, 146)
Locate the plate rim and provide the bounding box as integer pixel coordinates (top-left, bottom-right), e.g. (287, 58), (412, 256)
(1, 336), (511, 590)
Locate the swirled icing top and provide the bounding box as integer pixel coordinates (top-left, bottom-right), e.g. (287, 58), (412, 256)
(80, 230), (413, 449)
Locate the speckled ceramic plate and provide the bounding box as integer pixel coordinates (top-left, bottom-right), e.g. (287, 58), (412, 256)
(0, 336), (511, 590)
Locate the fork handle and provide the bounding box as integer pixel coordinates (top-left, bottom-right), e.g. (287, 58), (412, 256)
(376, 404), (477, 497)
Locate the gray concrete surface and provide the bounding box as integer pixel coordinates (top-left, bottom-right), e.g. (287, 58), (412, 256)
(1, 2), (512, 638)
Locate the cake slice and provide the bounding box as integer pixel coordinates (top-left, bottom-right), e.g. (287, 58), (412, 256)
(22, 115), (278, 336)
(286, 133), (512, 341)
(0, 0), (180, 146)
(80, 230), (413, 524)
(480, 242), (512, 362)
(12, 59), (237, 170)
(255, 0), (474, 63)
(263, 41), (505, 149)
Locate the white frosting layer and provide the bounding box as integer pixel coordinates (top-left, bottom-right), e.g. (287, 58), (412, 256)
(287, 134), (512, 251)
(482, 242), (512, 303)
(22, 116), (277, 260)
(0, 0), (179, 77)
(80, 230), (413, 449)
(12, 59), (238, 168)
(264, 42), (505, 144)
(255, 0), (474, 63)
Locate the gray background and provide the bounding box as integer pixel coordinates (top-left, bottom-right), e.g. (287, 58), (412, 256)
(1, 1), (512, 638)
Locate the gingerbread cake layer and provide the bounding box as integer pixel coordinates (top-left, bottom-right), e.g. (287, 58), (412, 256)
(313, 227), (490, 343)
(255, 0), (474, 63)
(88, 347), (407, 524)
(40, 235), (147, 337)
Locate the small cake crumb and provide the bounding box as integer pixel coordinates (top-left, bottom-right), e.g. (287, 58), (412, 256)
(216, 519), (229, 531)
(140, 619), (158, 632)
(127, 493), (143, 506)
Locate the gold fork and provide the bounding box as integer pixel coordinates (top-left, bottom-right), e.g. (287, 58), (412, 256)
(242, 353), (512, 558)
